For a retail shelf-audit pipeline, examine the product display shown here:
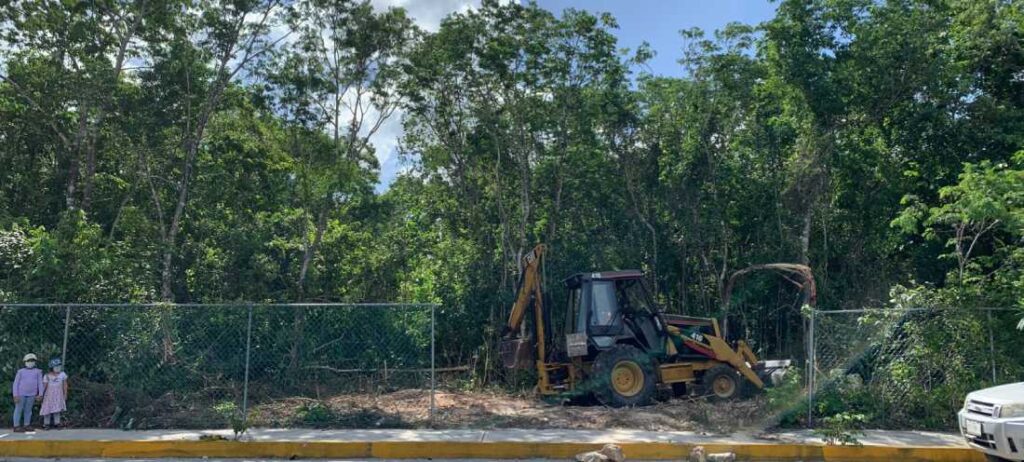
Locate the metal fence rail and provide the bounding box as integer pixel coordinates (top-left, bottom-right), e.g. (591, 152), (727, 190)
(0, 303), (436, 429)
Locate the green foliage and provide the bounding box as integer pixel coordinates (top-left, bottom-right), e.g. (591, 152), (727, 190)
(0, 0), (1023, 431)
(296, 401), (336, 427)
(893, 151), (1024, 325)
(294, 401), (410, 429)
(815, 412), (866, 446)
(813, 373), (877, 428)
(213, 401), (249, 440)
(764, 368), (806, 426)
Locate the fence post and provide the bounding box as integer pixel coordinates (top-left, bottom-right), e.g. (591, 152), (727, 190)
(807, 307), (815, 428)
(242, 303), (254, 422)
(430, 304), (436, 425)
(61, 305), (71, 363)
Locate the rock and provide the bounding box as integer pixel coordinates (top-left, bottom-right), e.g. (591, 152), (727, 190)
(598, 443), (625, 462)
(574, 451), (609, 462)
(688, 445), (734, 462)
(689, 446), (706, 462)
(575, 444), (624, 462)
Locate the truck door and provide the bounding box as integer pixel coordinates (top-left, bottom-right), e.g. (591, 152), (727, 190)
(587, 280), (621, 348)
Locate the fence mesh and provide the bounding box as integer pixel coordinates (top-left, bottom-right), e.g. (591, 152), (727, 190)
(809, 307), (1024, 429)
(0, 303), (435, 430)
(4, 303), (1022, 431)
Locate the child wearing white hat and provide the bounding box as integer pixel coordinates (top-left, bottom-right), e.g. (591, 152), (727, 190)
(12, 353), (43, 432)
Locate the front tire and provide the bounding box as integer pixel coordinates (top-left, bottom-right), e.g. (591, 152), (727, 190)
(702, 364), (742, 401)
(590, 345), (657, 407)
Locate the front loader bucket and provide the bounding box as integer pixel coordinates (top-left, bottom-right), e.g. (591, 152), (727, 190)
(500, 337), (535, 369)
(754, 359), (793, 387)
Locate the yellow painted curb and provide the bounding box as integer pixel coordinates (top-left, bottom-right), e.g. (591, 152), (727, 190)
(0, 439), (987, 460)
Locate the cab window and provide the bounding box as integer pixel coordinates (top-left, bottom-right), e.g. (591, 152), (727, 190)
(619, 279), (655, 314)
(590, 281), (618, 326)
(566, 287), (581, 334)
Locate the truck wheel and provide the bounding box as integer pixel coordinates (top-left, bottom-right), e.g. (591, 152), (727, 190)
(591, 345), (656, 407)
(703, 365), (742, 401)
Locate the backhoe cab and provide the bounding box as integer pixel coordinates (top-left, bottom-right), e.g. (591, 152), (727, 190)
(501, 244), (790, 407)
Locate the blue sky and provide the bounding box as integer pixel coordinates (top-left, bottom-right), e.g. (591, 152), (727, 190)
(373, 0), (778, 191)
(536, 0), (777, 77)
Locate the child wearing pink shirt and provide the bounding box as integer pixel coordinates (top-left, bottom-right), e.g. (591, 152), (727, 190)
(40, 358), (68, 430)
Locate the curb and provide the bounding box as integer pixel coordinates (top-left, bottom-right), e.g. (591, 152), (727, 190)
(0, 439), (985, 461)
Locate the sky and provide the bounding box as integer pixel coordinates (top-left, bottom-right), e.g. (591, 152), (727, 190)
(372, 0), (778, 191)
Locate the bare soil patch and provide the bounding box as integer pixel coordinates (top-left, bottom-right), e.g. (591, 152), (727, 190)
(248, 389), (773, 433)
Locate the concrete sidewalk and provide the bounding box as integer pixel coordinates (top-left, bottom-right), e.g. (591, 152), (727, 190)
(0, 428), (982, 461)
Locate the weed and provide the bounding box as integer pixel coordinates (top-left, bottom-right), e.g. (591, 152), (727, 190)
(296, 401), (336, 427)
(815, 412), (866, 446)
(213, 401), (249, 440)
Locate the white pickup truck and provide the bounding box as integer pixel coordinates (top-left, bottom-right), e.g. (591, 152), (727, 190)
(959, 382), (1024, 462)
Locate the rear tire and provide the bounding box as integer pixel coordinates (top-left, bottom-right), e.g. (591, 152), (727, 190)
(702, 365), (742, 401)
(590, 345), (657, 407)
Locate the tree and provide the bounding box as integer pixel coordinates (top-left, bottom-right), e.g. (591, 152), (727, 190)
(268, 0), (414, 300)
(263, 0), (414, 369)
(147, 0), (286, 303)
(894, 152), (1024, 298)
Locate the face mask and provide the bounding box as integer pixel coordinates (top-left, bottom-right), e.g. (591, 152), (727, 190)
(25, 361), (36, 368)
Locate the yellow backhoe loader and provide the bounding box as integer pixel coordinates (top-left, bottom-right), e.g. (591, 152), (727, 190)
(500, 244), (796, 407)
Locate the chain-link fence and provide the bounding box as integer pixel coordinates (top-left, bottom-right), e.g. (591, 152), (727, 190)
(724, 302), (808, 366)
(807, 307), (1024, 429)
(0, 303), (436, 430)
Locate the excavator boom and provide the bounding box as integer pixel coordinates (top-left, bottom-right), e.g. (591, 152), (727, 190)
(505, 244), (545, 334)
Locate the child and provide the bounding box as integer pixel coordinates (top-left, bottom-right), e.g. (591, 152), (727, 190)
(12, 353), (43, 432)
(40, 358), (68, 430)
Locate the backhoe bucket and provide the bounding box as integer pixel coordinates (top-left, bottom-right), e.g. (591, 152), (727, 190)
(500, 337), (535, 369)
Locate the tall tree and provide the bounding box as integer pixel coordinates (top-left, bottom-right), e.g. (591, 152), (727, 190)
(263, 0), (414, 369)
(147, 0), (286, 303)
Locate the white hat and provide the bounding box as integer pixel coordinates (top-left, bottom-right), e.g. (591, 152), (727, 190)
(22, 353), (37, 362)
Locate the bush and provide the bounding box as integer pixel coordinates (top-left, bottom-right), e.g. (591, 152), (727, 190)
(815, 412), (866, 446)
(296, 401), (336, 427)
(213, 401), (249, 440)
(765, 368), (806, 426)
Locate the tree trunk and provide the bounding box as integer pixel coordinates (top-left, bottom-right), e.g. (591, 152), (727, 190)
(159, 247), (177, 363)
(290, 209), (328, 372)
(297, 209), (328, 297)
(65, 154), (80, 211)
(799, 207), (812, 265)
(65, 112), (90, 210)
(82, 141), (97, 211)
(157, 111), (212, 363)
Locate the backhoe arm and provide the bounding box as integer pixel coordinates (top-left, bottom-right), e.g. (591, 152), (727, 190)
(505, 244), (546, 335)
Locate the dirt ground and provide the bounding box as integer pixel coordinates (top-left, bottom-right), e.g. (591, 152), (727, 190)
(248, 389), (775, 433)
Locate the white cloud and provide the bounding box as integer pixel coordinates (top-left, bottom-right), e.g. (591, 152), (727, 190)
(370, 0), (479, 32)
(368, 0), (515, 190)
(368, 0), (485, 190)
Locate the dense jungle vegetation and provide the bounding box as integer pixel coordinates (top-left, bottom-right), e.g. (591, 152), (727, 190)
(1, 0), (1022, 428)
